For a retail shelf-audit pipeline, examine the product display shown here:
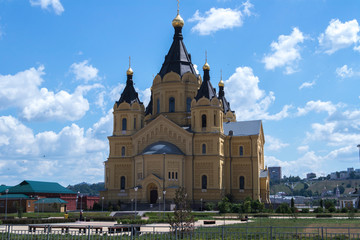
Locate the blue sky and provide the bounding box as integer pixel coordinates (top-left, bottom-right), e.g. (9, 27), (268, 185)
(1, 0), (360, 186)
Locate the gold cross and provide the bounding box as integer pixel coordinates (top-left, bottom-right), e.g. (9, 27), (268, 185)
(177, 0), (180, 14)
(129, 56), (131, 68)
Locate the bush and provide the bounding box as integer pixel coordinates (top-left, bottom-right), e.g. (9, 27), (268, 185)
(204, 202), (215, 211)
(2, 218), (77, 225)
(328, 206), (336, 213)
(275, 203), (291, 214)
(313, 207), (324, 213)
(341, 208), (348, 213)
(301, 208), (309, 213)
(316, 214), (332, 218)
(218, 198), (231, 213)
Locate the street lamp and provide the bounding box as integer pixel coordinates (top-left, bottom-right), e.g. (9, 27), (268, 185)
(158, 197), (161, 212)
(200, 198), (203, 211)
(5, 189), (8, 220)
(134, 187), (138, 218)
(163, 190), (166, 219)
(77, 191), (80, 210)
(101, 197), (104, 212)
(80, 194), (83, 211)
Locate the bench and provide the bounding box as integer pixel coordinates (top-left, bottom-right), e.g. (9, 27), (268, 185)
(28, 225), (103, 234)
(203, 220), (216, 225)
(108, 225), (141, 234)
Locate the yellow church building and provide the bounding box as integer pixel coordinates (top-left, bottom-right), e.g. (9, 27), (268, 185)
(101, 10), (270, 206)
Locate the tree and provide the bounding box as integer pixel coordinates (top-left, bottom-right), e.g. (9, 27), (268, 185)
(168, 187), (194, 233)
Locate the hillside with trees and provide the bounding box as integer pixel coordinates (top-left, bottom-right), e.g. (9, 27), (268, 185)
(67, 182), (105, 196)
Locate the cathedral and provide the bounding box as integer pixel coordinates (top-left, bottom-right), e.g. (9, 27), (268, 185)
(101, 9), (270, 206)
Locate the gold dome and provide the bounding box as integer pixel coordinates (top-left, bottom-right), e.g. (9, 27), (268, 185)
(126, 67), (133, 76)
(218, 80), (224, 87)
(172, 13), (184, 28)
(203, 62), (210, 71)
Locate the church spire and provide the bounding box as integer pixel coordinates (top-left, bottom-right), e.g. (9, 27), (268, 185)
(118, 59), (142, 105)
(195, 54), (216, 101)
(158, 0), (197, 78)
(217, 69), (232, 113)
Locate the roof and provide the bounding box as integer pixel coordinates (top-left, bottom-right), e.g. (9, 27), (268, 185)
(7, 180), (76, 195)
(142, 141), (184, 155)
(0, 194), (30, 199)
(145, 93), (153, 116)
(117, 75), (142, 105)
(223, 120), (262, 136)
(0, 185), (11, 193)
(218, 86), (232, 113)
(194, 70), (217, 101)
(158, 26), (197, 78)
(33, 198), (68, 204)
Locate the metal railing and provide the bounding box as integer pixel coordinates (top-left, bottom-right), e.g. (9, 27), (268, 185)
(1, 225), (360, 240)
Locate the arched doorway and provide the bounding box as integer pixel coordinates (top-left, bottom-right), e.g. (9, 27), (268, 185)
(147, 183), (158, 204)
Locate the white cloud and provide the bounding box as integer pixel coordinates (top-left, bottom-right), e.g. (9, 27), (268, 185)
(189, 2), (253, 35)
(0, 65), (100, 121)
(0, 115), (108, 185)
(70, 60), (99, 83)
(224, 66), (292, 121)
(318, 19), (360, 54)
(138, 87), (151, 107)
(29, 0), (64, 15)
(297, 145), (309, 153)
(299, 80), (316, 90)
(109, 83), (125, 102)
(263, 27), (305, 74)
(265, 135), (289, 151)
(297, 100), (338, 116)
(354, 45), (360, 52)
(336, 65), (354, 78)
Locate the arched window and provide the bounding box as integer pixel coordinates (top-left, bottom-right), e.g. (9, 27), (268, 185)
(202, 114), (207, 129)
(186, 97), (192, 112)
(120, 176), (126, 190)
(202, 175), (207, 190)
(121, 146), (125, 156)
(202, 144), (206, 154)
(169, 97), (175, 112)
(239, 176), (245, 190)
(214, 114), (216, 127)
(239, 146), (244, 156)
(134, 118), (136, 130)
(122, 118), (127, 131)
(156, 98), (160, 114)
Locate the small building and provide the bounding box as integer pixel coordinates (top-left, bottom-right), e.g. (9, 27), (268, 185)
(306, 173), (316, 179)
(1, 180), (79, 212)
(339, 197), (359, 209)
(268, 167), (281, 182)
(0, 194), (37, 213)
(33, 198), (68, 212)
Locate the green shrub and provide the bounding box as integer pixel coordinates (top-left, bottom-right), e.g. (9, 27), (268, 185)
(341, 208), (348, 213)
(204, 202), (215, 211)
(275, 203), (291, 214)
(328, 206), (336, 213)
(301, 208), (309, 213)
(313, 207), (324, 213)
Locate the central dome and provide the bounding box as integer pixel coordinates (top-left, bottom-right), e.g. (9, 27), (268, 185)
(142, 141), (184, 155)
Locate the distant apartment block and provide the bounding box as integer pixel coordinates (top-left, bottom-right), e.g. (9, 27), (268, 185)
(306, 172), (316, 179)
(268, 167), (282, 182)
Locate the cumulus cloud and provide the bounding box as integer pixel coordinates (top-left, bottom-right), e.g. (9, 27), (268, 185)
(336, 65), (354, 78)
(0, 65), (101, 121)
(29, 0), (64, 15)
(0, 115), (108, 185)
(189, 1), (253, 35)
(297, 100), (338, 116)
(263, 27), (305, 74)
(224, 66), (292, 121)
(299, 80), (316, 90)
(70, 60), (99, 82)
(265, 135), (289, 151)
(318, 19), (360, 54)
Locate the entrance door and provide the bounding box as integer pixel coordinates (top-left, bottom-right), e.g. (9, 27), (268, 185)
(150, 190), (158, 204)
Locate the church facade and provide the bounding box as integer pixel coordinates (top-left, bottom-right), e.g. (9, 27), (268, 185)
(101, 11), (270, 205)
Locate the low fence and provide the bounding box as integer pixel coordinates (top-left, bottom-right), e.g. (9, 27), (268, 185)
(1, 225), (360, 240)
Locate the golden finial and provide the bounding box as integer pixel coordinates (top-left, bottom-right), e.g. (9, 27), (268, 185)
(172, 0), (184, 28)
(126, 56), (133, 76)
(203, 50), (210, 70)
(219, 69), (224, 87)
